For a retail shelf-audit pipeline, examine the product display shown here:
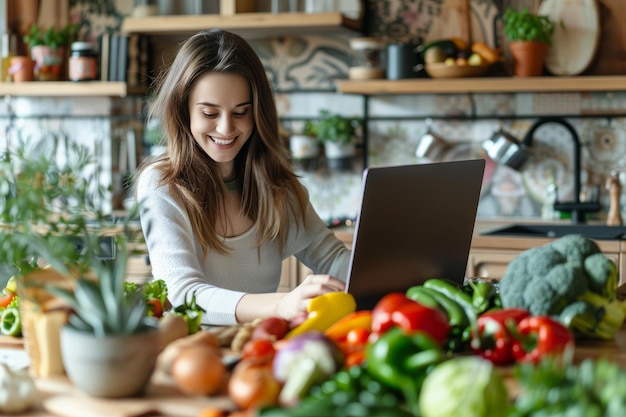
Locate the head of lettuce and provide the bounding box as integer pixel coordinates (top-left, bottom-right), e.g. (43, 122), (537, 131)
(419, 356), (510, 417)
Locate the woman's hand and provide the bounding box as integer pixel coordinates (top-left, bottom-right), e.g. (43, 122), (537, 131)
(275, 274), (346, 324)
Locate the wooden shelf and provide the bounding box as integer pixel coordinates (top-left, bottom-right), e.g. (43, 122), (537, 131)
(0, 82), (127, 97)
(121, 12), (362, 37)
(336, 75), (626, 95)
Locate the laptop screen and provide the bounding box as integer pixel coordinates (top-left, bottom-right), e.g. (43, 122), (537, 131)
(345, 159), (485, 310)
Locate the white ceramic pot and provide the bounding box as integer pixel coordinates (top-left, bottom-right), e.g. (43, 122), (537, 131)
(289, 134), (319, 159)
(60, 326), (159, 398)
(323, 141), (355, 159)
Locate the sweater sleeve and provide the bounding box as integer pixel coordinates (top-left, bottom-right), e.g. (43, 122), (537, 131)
(286, 201), (352, 282)
(136, 168), (246, 326)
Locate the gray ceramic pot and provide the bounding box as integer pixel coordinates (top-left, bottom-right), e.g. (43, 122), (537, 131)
(60, 326), (159, 398)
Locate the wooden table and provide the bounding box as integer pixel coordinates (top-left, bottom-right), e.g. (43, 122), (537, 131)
(4, 329), (626, 417)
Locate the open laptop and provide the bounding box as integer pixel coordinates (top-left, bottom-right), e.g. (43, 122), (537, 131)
(345, 159), (486, 310)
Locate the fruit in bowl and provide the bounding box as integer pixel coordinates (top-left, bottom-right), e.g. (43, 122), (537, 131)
(420, 38), (501, 78)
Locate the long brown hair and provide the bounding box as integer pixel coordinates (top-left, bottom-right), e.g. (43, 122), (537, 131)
(135, 29), (308, 255)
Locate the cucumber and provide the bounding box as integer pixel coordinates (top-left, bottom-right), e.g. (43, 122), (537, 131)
(409, 286), (468, 328)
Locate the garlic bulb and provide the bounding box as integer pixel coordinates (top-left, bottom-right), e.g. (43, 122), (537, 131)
(0, 363), (38, 413)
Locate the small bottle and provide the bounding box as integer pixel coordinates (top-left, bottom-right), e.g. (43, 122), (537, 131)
(1, 33), (17, 82)
(542, 177), (558, 220)
(69, 42), (97, 82)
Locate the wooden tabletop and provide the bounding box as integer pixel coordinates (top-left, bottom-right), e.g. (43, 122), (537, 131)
(4, 329), (626, 417)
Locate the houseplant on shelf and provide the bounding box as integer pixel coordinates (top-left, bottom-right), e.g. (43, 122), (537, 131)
(288, 120), (320, 171)
(502, 6), (555, 77)
(22, 23), (77, 81)
(311, 110), (361, 171)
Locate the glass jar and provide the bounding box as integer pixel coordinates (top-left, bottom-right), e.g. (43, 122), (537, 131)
(69, 42), (97, 82)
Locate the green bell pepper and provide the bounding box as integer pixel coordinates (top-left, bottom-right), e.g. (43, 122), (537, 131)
(0, 307), (21, 337)
(365, 327), (444, 415)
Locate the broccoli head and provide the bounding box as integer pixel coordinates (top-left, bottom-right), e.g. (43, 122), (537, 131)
(499, 239), (590, 316)
(550, 234), (601, 265)
(584, 253), (618, 300)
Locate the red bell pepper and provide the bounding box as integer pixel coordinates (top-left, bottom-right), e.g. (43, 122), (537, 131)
(510, 315), (575, 364)
(371, 292), (450, 345)
(472, 308), (530, 365)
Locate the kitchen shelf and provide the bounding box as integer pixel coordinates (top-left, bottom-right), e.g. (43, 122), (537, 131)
(0, 81), (127, 97)
(120, 12), (362, 37)
(336, 75), (626, 95)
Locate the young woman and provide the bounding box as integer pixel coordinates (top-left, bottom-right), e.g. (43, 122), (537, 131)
(134, 29), (350, 327)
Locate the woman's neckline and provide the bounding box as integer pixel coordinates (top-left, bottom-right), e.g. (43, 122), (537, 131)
(224, 177), (241, 192)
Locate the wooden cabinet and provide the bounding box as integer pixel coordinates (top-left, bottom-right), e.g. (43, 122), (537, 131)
(468, 235), (626, 288)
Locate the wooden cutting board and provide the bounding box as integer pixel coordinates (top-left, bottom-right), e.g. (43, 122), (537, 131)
(586, 0), (626, 75)
(539, 0), (601, 75)
(38, 374), (234, 417)
(424, 0), (470, 44)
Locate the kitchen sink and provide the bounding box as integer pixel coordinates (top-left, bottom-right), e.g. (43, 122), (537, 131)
(481, 224), (626, 240)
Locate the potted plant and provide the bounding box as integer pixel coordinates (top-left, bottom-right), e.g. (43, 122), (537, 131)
(312, 110), (361, 171)
(47, 239), (161, 398)
(502, 7), (555, 77)
(0, 139), (115, 378)
(23, 23), (77, 81)
(288, 120), (320, 171)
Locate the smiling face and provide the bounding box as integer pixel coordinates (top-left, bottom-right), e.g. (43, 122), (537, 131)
(188, 71), (254, 177)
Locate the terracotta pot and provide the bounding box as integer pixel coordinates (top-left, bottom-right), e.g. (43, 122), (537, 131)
(509, 41), (549, 77)
(7, 56), (35, 82)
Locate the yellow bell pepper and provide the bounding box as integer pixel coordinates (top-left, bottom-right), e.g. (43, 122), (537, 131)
(285, 291), (356, 339)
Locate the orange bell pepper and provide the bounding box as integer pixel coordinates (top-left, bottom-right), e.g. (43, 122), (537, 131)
(324, 310), (372, 342)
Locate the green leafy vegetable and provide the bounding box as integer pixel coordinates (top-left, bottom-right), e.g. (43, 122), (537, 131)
(419, 356), (510, 417)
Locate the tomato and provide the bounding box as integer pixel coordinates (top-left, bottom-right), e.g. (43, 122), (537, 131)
(241, 339), (276, 363)
(0, 292), (15, 309)
(250, 317), (290, 342)
(346, 327), (370, 346)
(345, 350), (366, 368)
(147, 298), (163, 318)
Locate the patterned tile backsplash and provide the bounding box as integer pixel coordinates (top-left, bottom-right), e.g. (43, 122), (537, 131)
(292, 91), (626, 224)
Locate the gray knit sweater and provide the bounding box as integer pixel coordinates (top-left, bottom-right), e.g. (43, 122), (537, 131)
(136, 166), (351, 326)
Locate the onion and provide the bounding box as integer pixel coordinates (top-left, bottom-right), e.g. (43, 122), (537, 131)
(228, 358), (281, 410)
(170, 345), (226, 396)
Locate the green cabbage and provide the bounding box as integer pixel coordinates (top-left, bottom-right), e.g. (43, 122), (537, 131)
(419, 356), (510, 417)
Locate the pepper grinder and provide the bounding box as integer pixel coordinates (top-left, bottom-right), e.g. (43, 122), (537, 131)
(606, 170), (623, 226)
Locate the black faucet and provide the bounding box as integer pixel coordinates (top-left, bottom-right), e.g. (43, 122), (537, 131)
(522, 117), (601, 224)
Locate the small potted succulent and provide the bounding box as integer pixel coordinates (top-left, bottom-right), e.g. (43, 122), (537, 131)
(311, 110), (361, 171)
(502, 7), (555, 77)
(47, 239), (161, 398)
(23, 23), (77, 81)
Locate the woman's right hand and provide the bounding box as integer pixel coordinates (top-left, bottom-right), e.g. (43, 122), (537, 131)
(275, 274), (346, 323)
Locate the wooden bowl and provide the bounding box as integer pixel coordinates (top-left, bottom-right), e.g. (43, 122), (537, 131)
(425, 63), (490, 78)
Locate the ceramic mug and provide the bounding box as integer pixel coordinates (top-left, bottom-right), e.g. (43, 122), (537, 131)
(386, 42), (423, 80)
(7, 56), (35, 82)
